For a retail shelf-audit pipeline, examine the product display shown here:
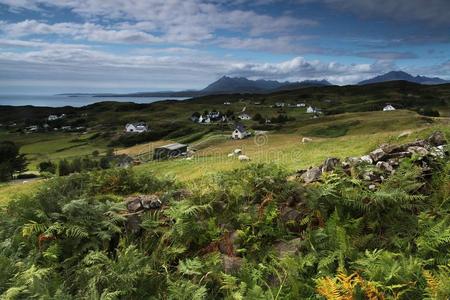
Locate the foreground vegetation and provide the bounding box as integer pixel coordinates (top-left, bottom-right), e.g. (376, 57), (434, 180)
(0, 136), (448, 299)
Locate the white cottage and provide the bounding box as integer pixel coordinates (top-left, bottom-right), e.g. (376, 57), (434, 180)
(383, 104), (396, 111)
(125, 122), (148, 133)
(232, 124), (251, 139)
(306, 106), (316, 113)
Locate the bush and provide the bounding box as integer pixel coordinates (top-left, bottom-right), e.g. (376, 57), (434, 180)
(38, 161), (56, 174)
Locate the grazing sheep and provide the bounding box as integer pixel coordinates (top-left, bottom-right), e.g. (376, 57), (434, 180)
(227, 153), (234, 157)
(234, 149), (242, 155)
(185, 157), (193, 161)
(238, 155), (250, 161)
(302, 137), (313, 143)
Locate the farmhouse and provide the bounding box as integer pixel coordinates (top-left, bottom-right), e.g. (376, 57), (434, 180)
(383, 104), (396, 111)
(232, 124), (251, 139)
(275, 102), (285, 108)
(153, 143), (188, 160)
(296, 103), (306, 107)
(238, 113), (252, 120)
(125, 122), (148, 133)
(306, 106), (316, 113)
(224, 101), (231, 105)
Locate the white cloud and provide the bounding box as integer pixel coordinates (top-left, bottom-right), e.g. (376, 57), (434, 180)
(227, 56), (397, 83)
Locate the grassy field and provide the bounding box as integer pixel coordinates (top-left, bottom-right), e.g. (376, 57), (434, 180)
(0, 179), (41, 207)
(132, 110), (449, 181)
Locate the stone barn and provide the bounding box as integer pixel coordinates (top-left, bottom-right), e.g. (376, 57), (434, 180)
(153, 143), (188, 160)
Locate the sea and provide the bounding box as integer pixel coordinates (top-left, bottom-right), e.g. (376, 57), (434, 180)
(0, 94), (190, 107)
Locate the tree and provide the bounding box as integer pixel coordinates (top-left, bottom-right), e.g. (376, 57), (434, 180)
(58, 159), (71, 176)
(253, 113), (263, 122)
(0, 141), (27, 181)
(38, 161), (56, 174)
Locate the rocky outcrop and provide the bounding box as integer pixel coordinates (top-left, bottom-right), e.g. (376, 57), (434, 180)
(123, 194), (162, 234)
(295, 131), (448, 185)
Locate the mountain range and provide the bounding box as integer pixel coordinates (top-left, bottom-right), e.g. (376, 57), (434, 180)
(79, 71), (448, 98)
(92, 77), (332, 98)
(358, 71), (448, 85)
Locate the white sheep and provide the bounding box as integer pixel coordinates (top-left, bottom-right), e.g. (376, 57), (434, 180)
(227, 153), (234, 157)
(302, 137), (313, 143)
(238, 155), (250, 161)
(234, 148), (242, 155)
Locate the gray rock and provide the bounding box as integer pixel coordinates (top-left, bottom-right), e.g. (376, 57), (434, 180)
(407, 146), (429, 157)
(368, 184), (376, 190)
(376, 161), (394, 173)
(125, 194), (162, 212)
(141, 195), (162, 209)
(360, 155), (373, 164)
(280, 207), (301, 224)
(322, 157), (340, 172)
(385, 151), (412, 160)
(362, 171), (381, 182)
(428, 131), (447, 146)
(369, 148), (386, 162)
(300, 167), (322, 183)
(273, 238), (302, 257)
(430, 146), (446, 158)
(345, 157), (362, 166)
(222, 255), (243, 274)
(126, 198), (143, 213)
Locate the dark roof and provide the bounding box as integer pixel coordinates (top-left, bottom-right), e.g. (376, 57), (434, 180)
(235, 124), (247, 133)
(157, 143), (188, 150)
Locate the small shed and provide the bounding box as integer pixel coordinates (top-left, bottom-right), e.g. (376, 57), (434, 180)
(153, 143), (188, 160)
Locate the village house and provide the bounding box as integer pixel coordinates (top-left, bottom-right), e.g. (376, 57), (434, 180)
(48, 115), (59, 121)
(125, 122), (148, 133)
(296, 103), (306, 107)
(238, 113), (252, 120)
(383, 104), (396, 111)
(306, 106), (316, 113)
(275, 102), (285, 108)
(48, 114), (66, 121)
(153, 143), (188, 160)
(224, 101), (231, 105)
(198, 115), (211, 123)
(231, 124), (251, 139)
(25, 125), (38, 133)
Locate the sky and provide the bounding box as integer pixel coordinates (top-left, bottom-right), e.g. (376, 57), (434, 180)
(0, 0), (449, 94)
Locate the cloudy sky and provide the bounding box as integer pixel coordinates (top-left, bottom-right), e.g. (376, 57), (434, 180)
(0, 0), (449, 94)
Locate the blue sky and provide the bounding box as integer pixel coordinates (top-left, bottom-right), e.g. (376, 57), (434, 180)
(0, 0), (449, 94)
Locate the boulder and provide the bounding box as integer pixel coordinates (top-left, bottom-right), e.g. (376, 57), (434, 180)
(273, 238), (302, 258)
(125, 194), (162, 213)
(141, 195), (162, 209)
(322, 157), (340, 172)
(222, 255), (243, 274)
(360, 155), (373, 164)
(369, 148), (386, 162)
(428, 131), (447, 146)
(280, 207), (301, 224)
(385, 151), (412, 160)
(126, 198), (143, 213)
(300, 167), (322, 183)
(361, 171), (381, 182)
(376, 161), (394, 173)
(345, 157), (362, 166)
(407, 146), (429, 157)
(430, 146), (446, 158)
